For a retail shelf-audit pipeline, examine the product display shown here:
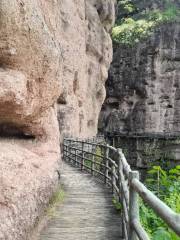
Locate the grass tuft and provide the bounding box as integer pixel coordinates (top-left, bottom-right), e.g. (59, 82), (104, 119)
(46, 187), (65, 217)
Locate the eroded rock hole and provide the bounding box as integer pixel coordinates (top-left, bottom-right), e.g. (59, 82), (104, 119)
(73, 71), (79, 94)
(167, 104), (173, 108)
(0, 123), (35, 139)
(57, 93), (67, 105)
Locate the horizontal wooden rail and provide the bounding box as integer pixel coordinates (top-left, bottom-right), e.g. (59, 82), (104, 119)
(63, 137), (180, 240)
(65, 144), (105, 159)
(132, 178), (180, 236)
(64, 146), (110, 169)
(132, 219), (150, 240)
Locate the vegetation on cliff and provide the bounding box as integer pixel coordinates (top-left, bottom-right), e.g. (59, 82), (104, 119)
(112, 0), (180, 45)
(140, 165), (180, 240)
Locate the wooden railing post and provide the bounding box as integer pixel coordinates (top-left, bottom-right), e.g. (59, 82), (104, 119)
(81, 141), (85, 171)
(129, 171), (139, 240)
(112, 164), (116, 197)
(75, 148), (77, 166)
(66, 145), (69, 162)
(63, 144), (66, 161)
(105, 147), (109, 185)
(70, 147), (73, 164)
(67, 144), (70, 162)
(68, 140), (72, 163)
(91, 155), (95, 176)
(117, 149), (129, 239)
(117, 149), (124, 238)
(112, 137), (115, 147)
(118, 149), (122, 201)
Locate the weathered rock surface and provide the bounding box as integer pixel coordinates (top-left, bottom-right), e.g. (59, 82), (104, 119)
(99, 22), (180, 134)
(0, 0), (115, 239)
(99, 15), (180, 167)
(58, 0), (115, 138)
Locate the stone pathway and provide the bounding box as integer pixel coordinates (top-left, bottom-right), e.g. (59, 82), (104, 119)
(38, 162), (122, 240)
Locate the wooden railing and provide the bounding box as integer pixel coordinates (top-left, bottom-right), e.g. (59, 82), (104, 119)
(63, 138), (180, 240)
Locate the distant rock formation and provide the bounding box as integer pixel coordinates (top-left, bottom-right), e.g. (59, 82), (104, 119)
(99, 23), (180, 134)
(98, 0), (180, 167)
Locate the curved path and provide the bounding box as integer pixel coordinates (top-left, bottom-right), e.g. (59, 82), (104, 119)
(38, 162), (122, 240)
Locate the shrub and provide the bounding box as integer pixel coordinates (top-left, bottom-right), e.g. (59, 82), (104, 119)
(140, 165), (180, 239)
(112, 3), (180, 46)
(112, 18), (154, 46)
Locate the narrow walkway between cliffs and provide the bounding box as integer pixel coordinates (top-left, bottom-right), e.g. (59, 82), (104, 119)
(38, 162), (122, 240)
(36, 137), (180, 240)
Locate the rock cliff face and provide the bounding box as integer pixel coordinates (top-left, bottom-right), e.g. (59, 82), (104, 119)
(100, 23), (180, 134)
(99, 0), (180, 167)
(0, 0), (115, 239)
(58, 0), (115, 138)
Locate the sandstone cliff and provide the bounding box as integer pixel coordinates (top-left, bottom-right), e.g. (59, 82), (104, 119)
(0, 1), (115, 239)
(58, 0), (115, 138)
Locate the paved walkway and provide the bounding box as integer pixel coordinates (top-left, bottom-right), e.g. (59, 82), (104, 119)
(38, 162), (122, 240)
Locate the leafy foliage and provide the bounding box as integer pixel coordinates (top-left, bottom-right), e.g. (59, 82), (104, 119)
(140, 165), (180, 239)
(112, 197), (122, 211)
(46, 188), (65, 217)
(112, 18), (154, 46)
(112, 1), (180, 46)
(117, 0), (137, 15)
(84, 146), (103, 171)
